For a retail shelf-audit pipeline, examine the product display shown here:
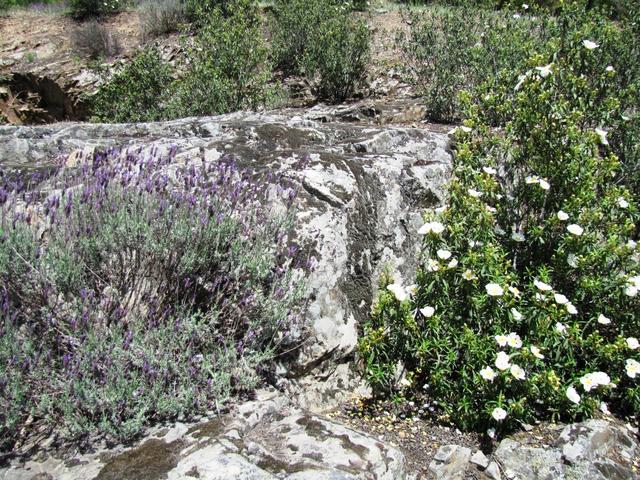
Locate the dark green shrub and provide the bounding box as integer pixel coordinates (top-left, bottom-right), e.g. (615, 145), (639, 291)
(0, 149), (307, 449)
(270, 0), (370, 102)
(361, 4), (640, 434)
(164, 5), (272, 117)
(68, 0), (127, 19)
(92, 45), (172, 122)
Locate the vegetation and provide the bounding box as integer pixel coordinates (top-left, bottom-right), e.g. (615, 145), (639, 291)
(361, 2), (639, 434)
(0, 148), (307, 449)
(71, 20), (122, 60)
(138, 0), (188, 39)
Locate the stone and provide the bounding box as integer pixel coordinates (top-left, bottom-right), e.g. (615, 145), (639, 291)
(470, 449), (490, 469)
(494, 438), (563, 480)
(484, 462), (502, 480)
(428, 445), (471, 480)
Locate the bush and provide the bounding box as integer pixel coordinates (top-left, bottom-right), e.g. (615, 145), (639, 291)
(69, 0), (127, 19)
(361, 5), (639, 434)
(164, 5), (272, 117)
(270, 0), (370, 102)
(91, 45), (172, 123)
(71, 20), (122, 60)
(138, 0), (187, 39)
(399, 6), (558, 123)
(0, 148), (307, 449)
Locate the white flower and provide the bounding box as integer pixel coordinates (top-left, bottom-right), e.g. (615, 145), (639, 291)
(507, 333), (522, 349)
(485, 283), (504, 297)
(495, 352), (511, 371)
(566, 386), (581, 404)
(426, 259), (440, 272)
(406, 284), (418, 297)
(567, 224), (584, 236)
(419, 221), (445, 235)
(626, 359), (640, 378)
(510, 364), (526, 380)
(480, 366), (497, 382)
(557, 210), (569, 221)
(487, 428), (496, 439)
(420, 306), (435, 318)
(555, 322), (567, 334)
(508, 286), (521, 298)
(554, 293), (569, 305)
(511, 308), (523, 321)
(513, 13), (521, 18)
(624, 285), (637, 297)
(437, 249), (452, 260)
(526, 175), (540, 184)
(448, 258), (459, 268)
(462, 270), (476, 281)
(600, 402), (610, 414)
(387, 283), (408, 302)
(435, 205), (448, 214)
(627, 337), (639, 350)
(399, 377), (412, 388)
(495, 334), (509, 347)
(591, 371), (611, 386)
(566, 303), (578, 315)
(567, 254), (579, 268)
(483, 166), (497, 175)
(597, 314), (611, 325)
(539, 179), (550, 190)
(530, 345), (545, 359)
(515, 73), (528, 91)
(486, 205), (497, 213)
(535, 64), (553, 78)
(627, 240), (637, 250)
(459, 126), (472, 133)
(511, 231), (525, 242)
(583, 39), (599, 50)
(605, 65), (615, 72)
(617, 197), (629, 209)
(534, 279), (553, 291)
(492, 407), (507, 421)
(595, 128), (609, 146)
(522, 3), (529, 9)
(580, 374), (597, 392)
(468, 188), (483, 198)
(494, 226), (506, 235)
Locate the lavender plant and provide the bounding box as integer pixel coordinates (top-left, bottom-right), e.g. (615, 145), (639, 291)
(0, 147), (307, 450)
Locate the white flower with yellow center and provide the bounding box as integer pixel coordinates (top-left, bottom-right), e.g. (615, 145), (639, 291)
(595, 128), (609, 145)
(539, 179), (550, 190)
(567, 224), (584, 236)
(462, 270), (476, 281)
(617, 197), (629, 209)
(448, 258), (458, 268)
(480, 366), (496, 382)
(583, 39), (599, 50)
(387, 283), (408, 302)
(483, 166), (497, 175)
(534, 279), (553, 292)
(591, 371), (610, 386)
(485, 283), (504, 297)
(511, 308), (523, 321)
(508, 286), (521, 298)
(492, 407), (507, 421)
(418, 221), (445, 235)
(580, 374), (597, 392)
(566, 303), (578, 315)
(626, 359), (640, 378)
(468, 188), (483, 198)
(507, 333), (522, 349)
(420, 306), (435, 318)
(437, 249), (452, 260)
(525, 175), (540, 184)
(597, 314), (611, 325)
(530, 346), (544, 359)
(554, 293), (569, 305)
(510, 364), (526, 380)
(557, 210), (569, 221)
(627, 337), (639, 350)
(426, 259), (440, 272)
(495, 335), (508, 347)
(495, 352), (511, 371)
(535, 64), (553, 78)
(555, 322), (567, 334)
(566, 386), (581, 404)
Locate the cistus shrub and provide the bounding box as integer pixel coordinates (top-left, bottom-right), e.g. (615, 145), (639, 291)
(0, 148), (308, 449)
(68, 0), (127, 19)
(361, 4), (639, 434)
(270, 0), (370, 102)
(92, 45), (173, 123)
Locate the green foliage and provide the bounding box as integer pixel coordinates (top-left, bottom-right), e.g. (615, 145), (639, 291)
(164, 5), (272, 117)
(92, 45), (172, 122)
(270, 0), (370, 102)
(361, 4), (640, 433)
(68, 0), (127, 19)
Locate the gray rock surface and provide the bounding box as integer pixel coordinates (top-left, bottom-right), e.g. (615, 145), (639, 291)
(0, 390), (410, 480)
(0, 110), (452, 411)
(429, 445), (471, 480)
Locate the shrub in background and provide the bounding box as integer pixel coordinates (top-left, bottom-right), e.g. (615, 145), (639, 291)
(71, 20), (122, 60)
(92, 45), (172, 123)
(68, 0), (127, 19)
(361, 4), (639, 434)
(270, 0), (370, 103)
(138, 0), (187, 39)
(0, 148), (307, 449)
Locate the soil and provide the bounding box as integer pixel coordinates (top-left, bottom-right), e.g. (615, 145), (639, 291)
(328, 397), (484, 479)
